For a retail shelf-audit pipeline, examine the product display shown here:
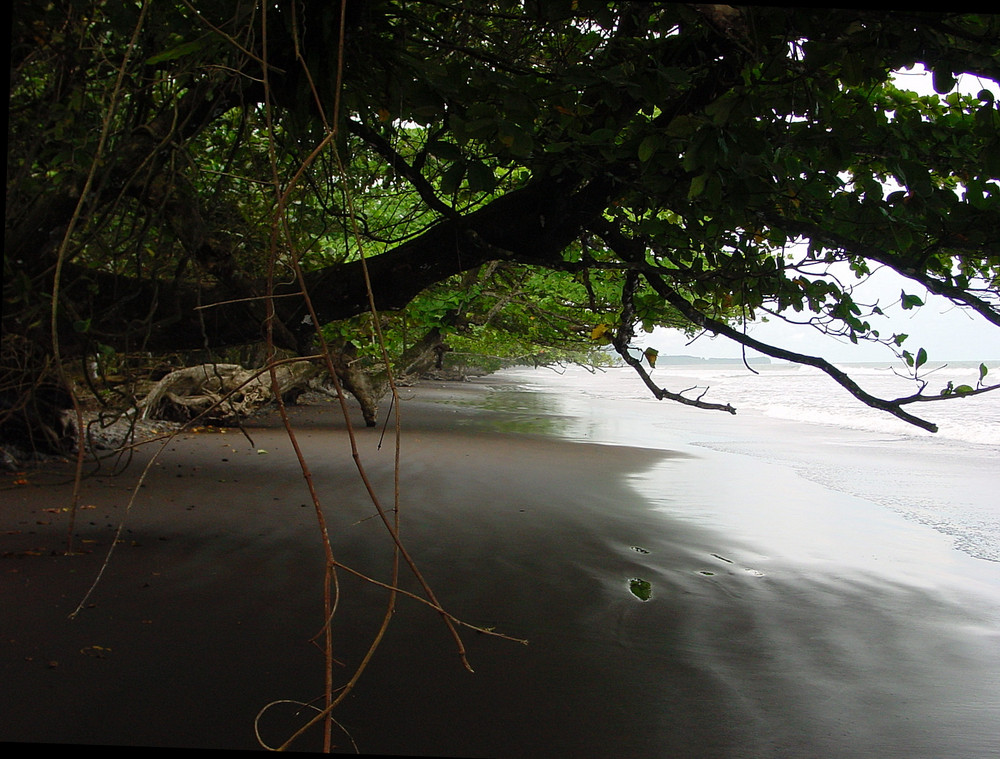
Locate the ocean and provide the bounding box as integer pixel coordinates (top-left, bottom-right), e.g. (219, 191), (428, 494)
(484, 360), (1000, 565)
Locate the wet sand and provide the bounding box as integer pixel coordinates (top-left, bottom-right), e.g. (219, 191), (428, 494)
(2, 378), (999, 757)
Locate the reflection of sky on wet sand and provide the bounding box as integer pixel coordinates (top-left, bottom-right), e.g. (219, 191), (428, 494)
(503, 371), (1000, 755)
(392, 369), (1000, 757)
(425, 383), (577, 437)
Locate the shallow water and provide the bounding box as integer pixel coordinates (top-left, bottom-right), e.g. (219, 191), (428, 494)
(485, 364), (1000, 566)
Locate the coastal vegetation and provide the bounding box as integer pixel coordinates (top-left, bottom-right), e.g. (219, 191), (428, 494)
(6, 2), (1000, 452)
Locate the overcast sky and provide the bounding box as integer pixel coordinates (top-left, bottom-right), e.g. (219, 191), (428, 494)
(651, 66), (1000, 364)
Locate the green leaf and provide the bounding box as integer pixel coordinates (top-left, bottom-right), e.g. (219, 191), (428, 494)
(466, 161), (497, 193)
(145, 40), (205, 65)
(427, 140), (464, 161)
(915, 347), (928, 369)
(954, 384), (975, 395)
(628, 578), (652, 601)
(705, 93), (737, 125)
(665, 114), (699, 138)
(638, 134), (663, 162)
(979, 363), (989, 382)
(704, 174), (722, 207)
(932, 68), (955, 95)
(543, 141), (572, 153)
(657, 66), (691, 85)
(900, 291), (924, 310)
(688, 173), (708, 199)
(439, 162), (466, 195)
(892, 225), (914, 250)
(498, 121), (534, 157)
(898, 159), (934, 197)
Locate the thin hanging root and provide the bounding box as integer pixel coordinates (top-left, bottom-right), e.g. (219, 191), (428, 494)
(253, 4), (527, 750)
(254, 699), (359, 753)
(328, 559), (529, 646)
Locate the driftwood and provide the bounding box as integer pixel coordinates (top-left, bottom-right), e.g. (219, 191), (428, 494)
(140, 361), (320, 423)
(328, 344), (387, 427)
(139, 326), (456, 428)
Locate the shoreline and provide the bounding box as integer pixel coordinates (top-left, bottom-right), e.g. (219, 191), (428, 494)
(3, 377), (999, 757)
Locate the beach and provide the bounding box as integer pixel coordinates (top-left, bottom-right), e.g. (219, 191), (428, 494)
(3, 371), (999, 757)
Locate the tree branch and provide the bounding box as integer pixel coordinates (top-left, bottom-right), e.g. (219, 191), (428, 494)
(613, 270), (736, 414)
(592, 220), (947, 432)
(47, 174), (612, 353)
(760, 212), (1000, 329)
(346, 118), (458, 219)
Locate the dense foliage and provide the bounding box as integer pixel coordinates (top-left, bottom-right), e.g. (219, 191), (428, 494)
(5, 1), (1000, 446)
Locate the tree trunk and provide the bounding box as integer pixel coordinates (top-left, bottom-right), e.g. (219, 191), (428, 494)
(34, 174), (611, 356)
(323, 327), (452, 427)
(325, 344), (385, 427)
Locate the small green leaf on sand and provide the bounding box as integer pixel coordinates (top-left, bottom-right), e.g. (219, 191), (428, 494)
(628, 578), (652, 601)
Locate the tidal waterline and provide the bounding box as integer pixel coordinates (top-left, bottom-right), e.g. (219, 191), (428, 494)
(482, 363), (1000, 565)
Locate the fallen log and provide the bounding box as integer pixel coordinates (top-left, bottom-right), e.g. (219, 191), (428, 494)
(140, 361), (320, 423)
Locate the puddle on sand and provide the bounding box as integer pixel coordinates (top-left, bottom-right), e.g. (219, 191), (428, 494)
(443, 387), (572, 436)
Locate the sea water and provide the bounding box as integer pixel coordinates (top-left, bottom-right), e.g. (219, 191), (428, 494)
(442, 361), (1000, 758)
(487, 360), (1000, 565)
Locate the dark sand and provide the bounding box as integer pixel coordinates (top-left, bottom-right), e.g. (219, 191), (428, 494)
(2, 379), (999, 757)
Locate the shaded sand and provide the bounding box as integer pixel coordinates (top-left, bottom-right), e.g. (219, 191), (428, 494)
(3, 379), (1000, 757)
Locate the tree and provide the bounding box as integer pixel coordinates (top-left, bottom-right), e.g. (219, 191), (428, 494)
(6, 1), (1000, 451)
(7, 5), (1000, 751)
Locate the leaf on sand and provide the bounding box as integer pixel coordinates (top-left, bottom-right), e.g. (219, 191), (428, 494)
(628, 578), (652, 601)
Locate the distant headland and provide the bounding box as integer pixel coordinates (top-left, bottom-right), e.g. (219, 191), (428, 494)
(658, 355), (772, 366)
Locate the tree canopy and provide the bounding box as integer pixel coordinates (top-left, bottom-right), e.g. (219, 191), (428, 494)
(6, 0), (1000, 445)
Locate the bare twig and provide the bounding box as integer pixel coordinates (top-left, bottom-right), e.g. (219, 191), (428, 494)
(49, 0), (153, 555)
(255, 3), (496, 749)
(613, 272), (736, 415)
